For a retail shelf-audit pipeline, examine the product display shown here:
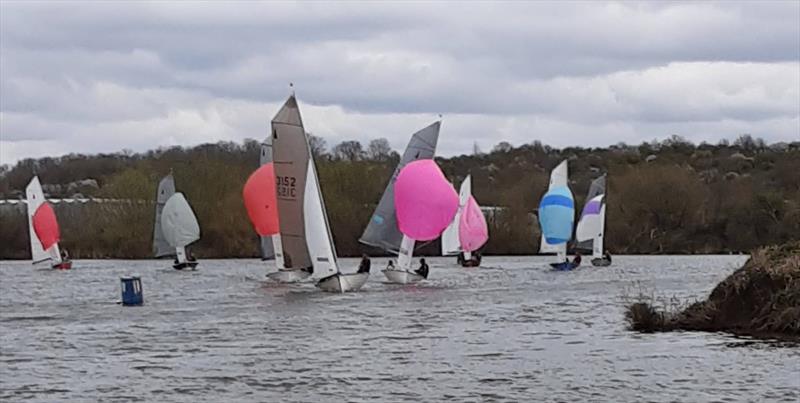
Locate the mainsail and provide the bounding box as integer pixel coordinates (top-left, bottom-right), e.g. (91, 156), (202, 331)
(576, 174), (606, 258)
(538, 160), (574, 257)
(258, 141), (277, 260)
(441, 178), (467, 256)
(25, 176), (62, 264)
(272, 95), (338, 279)
(153, 174), (176, 257)
(359, 121), (439, 253)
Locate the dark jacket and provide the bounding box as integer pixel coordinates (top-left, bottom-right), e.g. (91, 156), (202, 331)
(416, 262), (429, 279)
(358, 258), (371, 274)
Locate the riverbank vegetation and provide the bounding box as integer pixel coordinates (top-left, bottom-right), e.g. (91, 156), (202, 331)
(626, 241), (800, 339)
(1, 134), (798, 259)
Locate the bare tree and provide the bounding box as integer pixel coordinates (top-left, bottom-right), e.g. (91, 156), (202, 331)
(308, 133), (328, 158)
(367, 138), (392, 161)
(332, 140), (365, 161)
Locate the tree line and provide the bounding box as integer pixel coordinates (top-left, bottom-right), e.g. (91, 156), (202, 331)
(1, 134), (798, 259)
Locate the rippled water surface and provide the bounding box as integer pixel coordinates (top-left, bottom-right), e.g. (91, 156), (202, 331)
(1, 256), (798, 402)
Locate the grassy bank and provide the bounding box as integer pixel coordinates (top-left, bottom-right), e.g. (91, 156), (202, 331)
(626, 241), (800, 339)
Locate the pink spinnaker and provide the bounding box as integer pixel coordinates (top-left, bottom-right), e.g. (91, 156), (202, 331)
(394, 159), (459, 241)
(459, 196), (488, 252)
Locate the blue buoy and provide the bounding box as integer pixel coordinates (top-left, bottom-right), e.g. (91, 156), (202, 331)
(120, 276), (143, 306)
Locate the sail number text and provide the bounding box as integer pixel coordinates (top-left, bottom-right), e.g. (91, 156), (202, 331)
(277, 176), (297, 198)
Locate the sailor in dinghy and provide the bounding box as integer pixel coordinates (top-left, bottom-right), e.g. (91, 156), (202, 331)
(271, 92), (368, 292)
(358, 121), (442, 284)
(243, 140), (311, 282)
(26, 176), (72, 270)
(387, 159), (459, 283)
(537, 160), (578, 271)
(575, 174), (611, 267)
(153, 173), (201, 270)
(441, 175), (489, 267)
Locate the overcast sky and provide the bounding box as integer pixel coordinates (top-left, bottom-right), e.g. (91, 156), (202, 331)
(1, 1), (798, 164)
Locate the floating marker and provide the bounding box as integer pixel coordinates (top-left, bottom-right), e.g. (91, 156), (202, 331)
(120, 276), (143, 306)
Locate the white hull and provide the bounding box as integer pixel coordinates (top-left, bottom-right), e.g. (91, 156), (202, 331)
(316, 272), (369, 293)
(382, 268), (424, 284)
(266, 269), (312, 283)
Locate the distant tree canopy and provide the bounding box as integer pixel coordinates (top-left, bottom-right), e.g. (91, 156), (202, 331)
(1, 134), (798, 259)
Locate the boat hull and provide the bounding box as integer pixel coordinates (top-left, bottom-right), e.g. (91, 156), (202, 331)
(383, 268), (424, 284)
(550, 261), (579, 271)
(266, 269), (312, 283)
(52, 260), (72, 270)
(460, 259), (480, 267)
(316, 272), (369, 293)
(173, 261), (199, 270)
(591, 258), (611, 267)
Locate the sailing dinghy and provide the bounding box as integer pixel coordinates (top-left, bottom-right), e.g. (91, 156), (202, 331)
(537, 160), (578, 270)
(244, 140), (310, 282)
(153, 174), (201, 270)
(26, 176), (71, 270)
(271, 94), (366, 292)
(441, 175), (489, 267)
(390, 159), (459, 283)
(576, 174), (610, 266)
(358, 121), (440, 284)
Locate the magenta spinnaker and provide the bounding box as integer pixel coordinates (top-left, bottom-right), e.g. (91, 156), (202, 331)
(394, 159), (459, 241)
(459, 195), (489, 252)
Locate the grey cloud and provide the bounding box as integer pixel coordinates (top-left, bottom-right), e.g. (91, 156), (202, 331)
(0, 1), (798, 164)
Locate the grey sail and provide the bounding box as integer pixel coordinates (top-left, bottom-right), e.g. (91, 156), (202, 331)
(271, 95), (312, 270)
(359, 121), (440, 253)
(576, 174), (606, 252)
(153, 173), (175, 257)
(258, 140), (276, 260)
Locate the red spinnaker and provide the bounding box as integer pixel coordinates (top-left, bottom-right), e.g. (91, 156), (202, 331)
(243, 162), (280, 236)
(33, 202), (60, 250)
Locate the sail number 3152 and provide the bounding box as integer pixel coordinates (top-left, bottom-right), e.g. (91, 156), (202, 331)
(277, 176), (297, 198)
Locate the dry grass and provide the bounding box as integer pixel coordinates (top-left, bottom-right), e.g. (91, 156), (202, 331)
(625, 241), (800, 339)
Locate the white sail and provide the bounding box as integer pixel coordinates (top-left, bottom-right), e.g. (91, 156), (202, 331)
(576, 194), (605, 258)
(271, 235), (286, 269)
(441, 185), (461, 256)
(397, 235), (416, 271)
(594, 204), (606, 258)
(441, 175), (473, 255)
(25, 176), (53, 264)
(304, 156), (339, 279)
(539, 160), (569, 255)
(549, 160), (568, 188)
(161, 193), (200, 248)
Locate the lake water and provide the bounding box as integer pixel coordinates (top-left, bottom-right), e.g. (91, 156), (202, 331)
(1, 256), (798, 402)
